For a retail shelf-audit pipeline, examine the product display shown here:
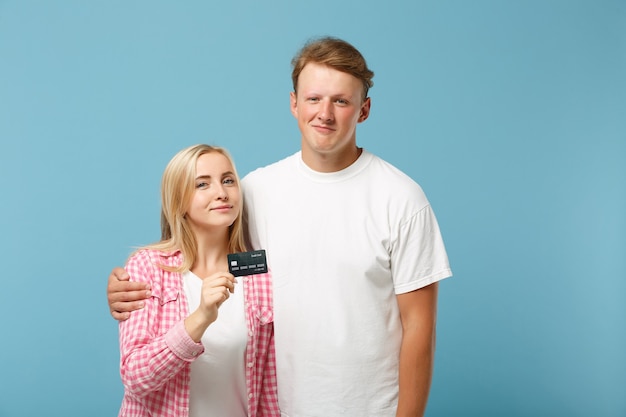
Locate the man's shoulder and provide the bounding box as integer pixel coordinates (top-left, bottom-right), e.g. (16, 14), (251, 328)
(363, 151), (430, 210)
(366, 151), (422, 187)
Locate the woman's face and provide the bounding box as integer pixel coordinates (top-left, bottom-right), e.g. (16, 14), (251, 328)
(185, 152), (241, 233)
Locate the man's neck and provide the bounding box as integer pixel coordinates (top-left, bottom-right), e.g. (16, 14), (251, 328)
(301, 146), (363, 173)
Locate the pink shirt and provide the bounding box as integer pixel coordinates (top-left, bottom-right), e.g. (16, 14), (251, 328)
(118, 249), (279, 417)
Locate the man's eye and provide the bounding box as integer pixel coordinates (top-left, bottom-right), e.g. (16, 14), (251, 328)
(307, 97), (319, 102)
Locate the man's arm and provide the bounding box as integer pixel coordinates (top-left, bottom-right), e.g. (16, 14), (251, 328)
(395, 282), (439, 417)
(107, 267), (151, 321)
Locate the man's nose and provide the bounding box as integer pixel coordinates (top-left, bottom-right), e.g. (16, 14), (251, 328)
(317, 100), (334, 122)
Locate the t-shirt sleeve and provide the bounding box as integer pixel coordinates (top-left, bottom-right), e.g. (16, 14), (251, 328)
(391, 204), (452, 294)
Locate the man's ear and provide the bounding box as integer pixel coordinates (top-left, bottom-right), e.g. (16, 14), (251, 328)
(358, 97), (371, 123)
(290, 91), (298, 118)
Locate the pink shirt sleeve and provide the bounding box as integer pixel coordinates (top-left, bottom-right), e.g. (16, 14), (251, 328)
(119, 250), (203, 398)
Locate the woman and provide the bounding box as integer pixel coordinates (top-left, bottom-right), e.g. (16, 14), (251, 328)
(118, 144), (279, 417)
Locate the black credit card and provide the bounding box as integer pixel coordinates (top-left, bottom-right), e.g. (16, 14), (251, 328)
(227, 250), (268, 277)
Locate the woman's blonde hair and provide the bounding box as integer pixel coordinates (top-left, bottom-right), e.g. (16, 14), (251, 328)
(144, 144), (246, 272)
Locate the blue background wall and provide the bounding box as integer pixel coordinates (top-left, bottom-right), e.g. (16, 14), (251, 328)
(1, 1), (624, 416)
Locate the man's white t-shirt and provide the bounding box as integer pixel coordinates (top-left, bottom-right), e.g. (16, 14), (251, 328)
(243, 150), (452, 417)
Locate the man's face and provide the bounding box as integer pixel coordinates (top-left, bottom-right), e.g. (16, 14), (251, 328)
(290, 63), (370, 171)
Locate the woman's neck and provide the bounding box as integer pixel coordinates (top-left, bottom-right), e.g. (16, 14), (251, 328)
(190, 229), (230, 278)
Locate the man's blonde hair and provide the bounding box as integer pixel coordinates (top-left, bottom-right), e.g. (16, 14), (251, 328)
(291, 36), (374, 101)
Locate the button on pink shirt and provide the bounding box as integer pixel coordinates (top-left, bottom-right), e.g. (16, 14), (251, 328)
(118, 249), (279, 417)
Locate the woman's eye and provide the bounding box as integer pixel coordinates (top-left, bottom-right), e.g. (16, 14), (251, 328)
(196, 182), (209, 189)
(223, 178), (235, 185)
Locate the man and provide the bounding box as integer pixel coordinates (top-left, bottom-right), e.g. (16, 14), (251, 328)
(108, 36), (452, 417)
